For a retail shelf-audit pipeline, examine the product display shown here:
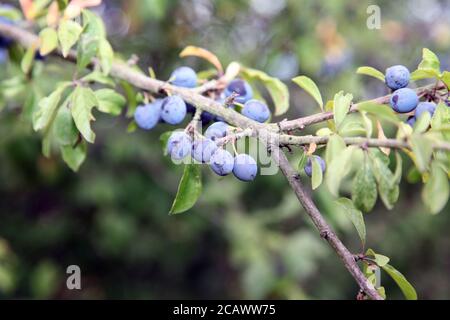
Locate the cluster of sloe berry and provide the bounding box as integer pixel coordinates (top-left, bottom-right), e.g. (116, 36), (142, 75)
(385, 65), (437, 126)
(134, 66), (273, 182)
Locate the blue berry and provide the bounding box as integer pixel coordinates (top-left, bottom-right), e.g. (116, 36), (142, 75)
(390, 88), (419, 113)
(0, 16), (14, 47)
(0, 48), (7, 64)
(200, 111), (215, 125)
(192, 138), (218, 163)
(406, 116), (416, 127)
(385, 65), (410, 90)
(224, 79), (253, 104)
(134, 99), (163, 130)
(209, 148), (234, 176)
(414, 101), (436, 119)
(204, 121), (228, 141)
(186, 103), (196, 114)
(233, 154), (257, 182)
(161, 95), (187, 125)
(167, 131), (192, 160)
(304, 156), (326, 178)
(242, 99), (270, 123)
(169, 66), (197, 88)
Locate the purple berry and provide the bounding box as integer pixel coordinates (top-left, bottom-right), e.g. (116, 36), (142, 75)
(390, 88), (419, 113)
(204, 121), (228, 141)
(224, 79), (253, 104)
(134, 99), (163, 130)
(166, 131), (192, 160)
(233, 154), (258, 182)
(414, 102), (436, 119)
(209, 148), (234, 176)
(169, 66), (197, 88)
(161, 95), (187, 125)
(385, 65), (410, 90)
(242, 99), (270, 123)
(406, 116), (416, 127)
(192, 138), (218, 163)
(304, 156), (326, 178)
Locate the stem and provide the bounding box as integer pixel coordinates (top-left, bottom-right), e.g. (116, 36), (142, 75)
(279, 135), (450, 151)
(275, 83), (445, 132)
(266, 140), (383, 300)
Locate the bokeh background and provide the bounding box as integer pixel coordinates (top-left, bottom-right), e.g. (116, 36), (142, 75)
(1, 0), (450, 299)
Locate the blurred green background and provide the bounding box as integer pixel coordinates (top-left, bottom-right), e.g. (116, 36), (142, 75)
(0, 0), (450, 299)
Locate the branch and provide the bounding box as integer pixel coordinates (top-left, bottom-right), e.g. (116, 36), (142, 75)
(0, 23), (399, 299)
(266, 140), (383, 300)
(276, 83), (446, 132)
(278, 135), (450, 151)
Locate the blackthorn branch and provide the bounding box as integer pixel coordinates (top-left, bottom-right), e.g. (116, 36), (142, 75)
(1, 20), (449, 301)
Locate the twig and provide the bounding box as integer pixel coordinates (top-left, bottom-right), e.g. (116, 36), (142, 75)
(265, 139), (383, 300)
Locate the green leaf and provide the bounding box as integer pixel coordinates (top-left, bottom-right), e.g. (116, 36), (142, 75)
(381, 264), (417, 300)
(377, 286), (387, 299)
(366, 249), (390, 267)
(369, 150), (399, 210)
(61, 141), (87, 172)
(357, 102), (398, 123)
(70, 86), (98, 143)
(352, 159), (377, 213)
(418, 48), (440, 74)
(297, 150), (308, 172)
(98, 39), (114, 75)
(94, 89), (126, 116)
(441, 71), (450, 89)
(77, 33), (99, 71)
(58, 20), (82, 57)
(316, 127), (333, 136)
(335, 198), (366, 247)
(338, 114), (367, 137)
(169, 164), (202, 214)
(361, 111), (373, 138)
(160, 131), (172, 155)
(241, 68), (289, 116)
(82, 10), (106, 38)
(413, 112), (431, 133)
(422, 162), (449, 214)
(431, 101), (450, 130)
(356, 66), (385, 82)
(39, 28), (58, 56)
(325, 134), (346, 165)
(326, 146), (355, 196)
(333, 91), (353, 130)
(53, 100), (78, 146)
(21, 45), (36, 74)
(311, 156), (323, 190)
(56, 0), (68, 10)
(410, 69), (440, 81)
(33, 82), (71, 132)
(292, 76), (323, 110)
(410, 134), (433, 172)
(81, 71), (115, 87)
(393, 152), (403, 184)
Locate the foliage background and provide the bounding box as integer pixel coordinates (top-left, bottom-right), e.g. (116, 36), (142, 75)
(0, 0), (449, 299)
